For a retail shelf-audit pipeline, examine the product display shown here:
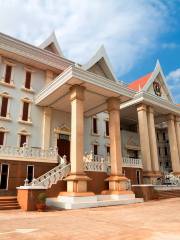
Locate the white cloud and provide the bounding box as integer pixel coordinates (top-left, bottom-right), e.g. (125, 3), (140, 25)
(166, 68), (180, 103)
(0, 0), (172, 77)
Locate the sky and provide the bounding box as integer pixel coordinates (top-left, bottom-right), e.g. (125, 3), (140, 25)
(0, 0), (179, 102)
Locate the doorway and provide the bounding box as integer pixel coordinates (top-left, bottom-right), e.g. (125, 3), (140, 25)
(0, 164), (9, 189)
(57, 134), (70, 162)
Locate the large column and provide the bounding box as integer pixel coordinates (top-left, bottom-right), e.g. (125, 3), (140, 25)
(41, 107), (52, 150)
(62, 85), (93, 196)
(102, 97), (133, 195)
(167, 114), (180, 175)
(137, 104), (152, 183)
(175, 116), (180, 160)
(147, 106), (161, 177)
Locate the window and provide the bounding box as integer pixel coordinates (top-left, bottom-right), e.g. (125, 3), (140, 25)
(0, 164), (9, 189)
(27, 165), (34, 183)
(105, 120), (109, 136)
(158, 147), (161, 156)
(4, 65), (12, 84)
(136, 170), (141, 184)
(106, 146), (110, 155)
(0, 96), (8, 117)
(163, 132), (166, 141)
(25, 71), (31, 89)
(165, 147), (168, 156)
(22, 102), (29, 121)
(19, 134), (27, 147)
(0, 132), (4, 145)
(93, 144), (98, 155)
(157, 132), (159, 141)
(92, 117), (98, 134)
(166, 162), (169, 167)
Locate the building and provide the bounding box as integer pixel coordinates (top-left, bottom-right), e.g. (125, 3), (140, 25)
(0, 32), (179, 209)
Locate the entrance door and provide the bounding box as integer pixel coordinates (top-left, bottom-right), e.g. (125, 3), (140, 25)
(0, 164), (9, 189)
(57, 134), (70, 162)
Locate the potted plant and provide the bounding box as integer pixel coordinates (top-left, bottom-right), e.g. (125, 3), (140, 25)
(36, 192), (47, 211)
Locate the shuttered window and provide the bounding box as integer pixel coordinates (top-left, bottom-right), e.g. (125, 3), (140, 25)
(20, 135), (27, 147)
(93, 145), (98, 155)
(25, 71), (31, 89)
(92, 117), (98, 134)
(4, 65), (12, 83)
(0, 97), (8, 117)
(0, 132), (4, 145)
(22, 102), (29, 121)
(105, 120), (109, 136)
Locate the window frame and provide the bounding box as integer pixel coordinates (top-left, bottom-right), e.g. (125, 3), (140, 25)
(0, 59), (16, 88)
(26, 165), (34, 183)
(91, 116), (99, 135)
(19, 97), (33, 125)
(0, 92), (12, 121)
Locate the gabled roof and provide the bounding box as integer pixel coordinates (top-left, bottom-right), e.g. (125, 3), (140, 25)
(82, 45), (117, 82)
(128, 72), (152, 91)
(128, 60), (174, 103)
(39, 32), (64, 57)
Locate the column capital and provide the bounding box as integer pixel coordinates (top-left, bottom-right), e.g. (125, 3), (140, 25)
(167, 114), (175, 121)
(107, 97), (120, 111)
(147, 106), (154, 114)
(136, 104), (147, 112)
(70, 85), (85, 101)
(175, 116), (180, 122)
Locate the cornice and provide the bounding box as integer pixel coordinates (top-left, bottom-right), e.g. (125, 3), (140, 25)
(0, 32), (74, 71)
(121, 91), (180, 116)
(35, 66), (136, 104)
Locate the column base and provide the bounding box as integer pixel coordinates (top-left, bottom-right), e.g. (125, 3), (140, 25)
(143, 171), (162, 184)
(60, 174), (94, 196)
(102, 175), (134, 195)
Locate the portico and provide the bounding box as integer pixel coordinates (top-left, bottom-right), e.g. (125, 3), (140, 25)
(121, 91), (180, 182)
(35, 65), (136, 198)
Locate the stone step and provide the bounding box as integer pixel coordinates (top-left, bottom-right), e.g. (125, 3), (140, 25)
(0, 196), (20, 210)
(157, 190), (180, 199)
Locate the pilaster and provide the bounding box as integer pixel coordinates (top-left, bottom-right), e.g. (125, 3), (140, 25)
(41, 107), (52, 150)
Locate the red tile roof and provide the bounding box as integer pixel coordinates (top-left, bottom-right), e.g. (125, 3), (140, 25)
(128, 72), (152, 91)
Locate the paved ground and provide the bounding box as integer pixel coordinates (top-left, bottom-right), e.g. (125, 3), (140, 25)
(0, 198), (180, 240)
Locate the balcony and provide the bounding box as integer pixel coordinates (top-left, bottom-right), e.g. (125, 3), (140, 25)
(0, 145), (58, 163)
(83, 152), (143, 172)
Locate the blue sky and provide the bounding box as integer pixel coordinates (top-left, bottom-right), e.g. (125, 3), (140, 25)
(0, 0), (179, 102)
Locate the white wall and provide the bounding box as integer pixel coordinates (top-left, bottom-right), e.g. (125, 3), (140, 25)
(0, 59), (45, 147)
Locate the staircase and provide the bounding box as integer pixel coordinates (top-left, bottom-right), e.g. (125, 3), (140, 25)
(0, 196), (20, 210)
(28, 156), (71, 189)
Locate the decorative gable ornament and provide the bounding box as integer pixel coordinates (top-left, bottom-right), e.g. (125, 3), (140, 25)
(153, 81), (161, 97)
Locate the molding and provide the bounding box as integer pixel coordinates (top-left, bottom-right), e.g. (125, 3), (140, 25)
(120, 91), (180, 116)
(21, 87), (35, 94)
(35, 66), (135, 105)
(0, 116), (12, 122)
(0, 80), (15, 88)
(18, 120), (33, 126)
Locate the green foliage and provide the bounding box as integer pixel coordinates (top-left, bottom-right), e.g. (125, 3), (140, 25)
(37, 192), (47, 203)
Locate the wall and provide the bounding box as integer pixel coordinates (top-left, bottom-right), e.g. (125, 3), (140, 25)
(0, 57), (45, 148)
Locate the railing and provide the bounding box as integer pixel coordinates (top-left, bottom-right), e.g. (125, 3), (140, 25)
(83, 152), (143, 172)
(123, 157), (143, 169)
(27, 155), (71, 189)
(0, 144), (58, 162)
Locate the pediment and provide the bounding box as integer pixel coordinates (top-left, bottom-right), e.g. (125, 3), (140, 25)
(82, 45), (117, 82)
(54, 124), (70, 135)
(143, 61), (174, 103)
(39, 32), (64, 57)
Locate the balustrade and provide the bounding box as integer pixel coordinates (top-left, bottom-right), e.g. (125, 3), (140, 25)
(0, 145), (58, 162)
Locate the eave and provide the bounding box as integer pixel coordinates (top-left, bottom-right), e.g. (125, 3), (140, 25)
(0, 32), (74, 72)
